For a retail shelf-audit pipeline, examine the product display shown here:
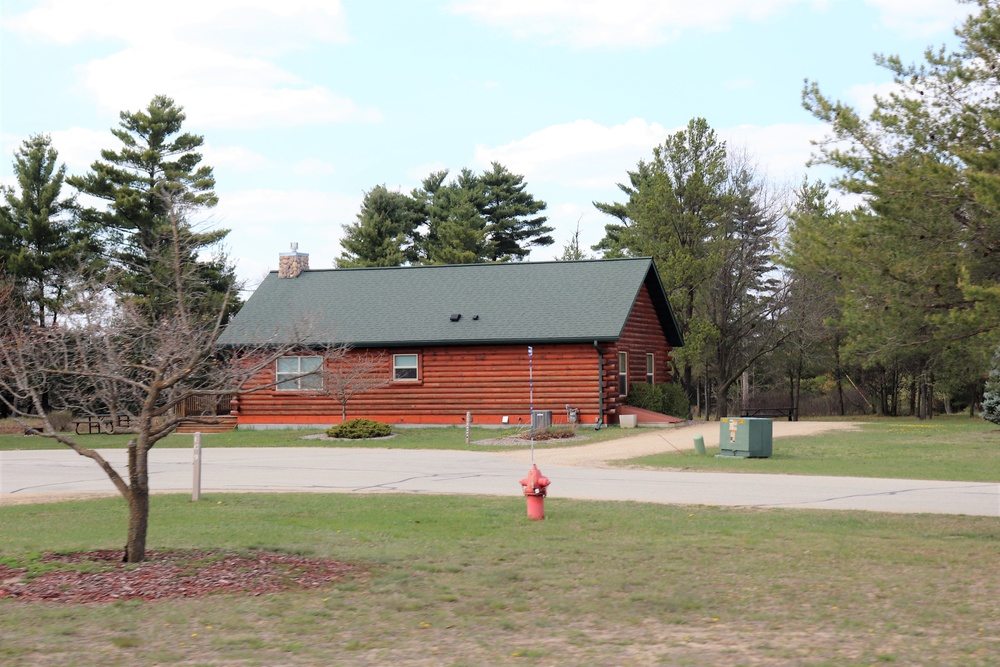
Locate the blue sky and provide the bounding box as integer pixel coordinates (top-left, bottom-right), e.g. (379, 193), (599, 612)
(1, 0), (972, 290)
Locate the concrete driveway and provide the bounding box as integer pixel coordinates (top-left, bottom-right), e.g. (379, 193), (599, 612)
(2, 421), (997, 516)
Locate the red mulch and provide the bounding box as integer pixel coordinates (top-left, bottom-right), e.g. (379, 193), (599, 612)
(0, 550), (355, 604)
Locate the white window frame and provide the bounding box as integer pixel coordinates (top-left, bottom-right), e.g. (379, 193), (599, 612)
(619, 351), (628, 397)
(646, 353), (655, 385)
(393, 353), (419, 381)
(275, 356), (323, 391)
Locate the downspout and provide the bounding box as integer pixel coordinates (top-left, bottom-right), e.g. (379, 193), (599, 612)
(594, 340), (604, 428)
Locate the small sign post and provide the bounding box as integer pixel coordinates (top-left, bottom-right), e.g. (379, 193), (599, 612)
(192, 432), (202, 502)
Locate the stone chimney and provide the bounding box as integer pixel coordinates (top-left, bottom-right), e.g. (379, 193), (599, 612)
(278, 242), (309, 279)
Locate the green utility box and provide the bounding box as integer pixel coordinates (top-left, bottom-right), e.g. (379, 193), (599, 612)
(718, 417), (772, 458)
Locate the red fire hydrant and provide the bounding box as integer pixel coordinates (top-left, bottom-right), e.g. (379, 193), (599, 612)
(519, 464), (551, 520)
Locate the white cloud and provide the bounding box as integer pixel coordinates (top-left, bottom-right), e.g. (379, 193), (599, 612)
(291, 159), (338, 178)
(476, 117), (827, 190)
(478, 118), (836, 262)
(718, 123), (828, 184)
(215, 188), (361, 284)
(4, 0), (349, 52)
(406, 161), (450, 184)
(845, 81), (903, 116)
(77, 45), (380, 129)
(451, 0), (804, 48)
(863, 0), (973, 39)
(474, 118), (671, 187)
(6, 0), (373, 130)
(21, 127), (109, 174)
(203, 145), (270, 173)
(452, 0), (970, 48)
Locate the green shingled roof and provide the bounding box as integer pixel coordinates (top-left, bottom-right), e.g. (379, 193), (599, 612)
(216, 258), (683, 348)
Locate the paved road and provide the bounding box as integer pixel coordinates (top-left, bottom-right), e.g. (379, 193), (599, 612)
(2, 446), (997, 516)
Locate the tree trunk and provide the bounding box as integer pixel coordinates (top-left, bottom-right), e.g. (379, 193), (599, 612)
(793, 352), (803, 420)
(124, 442), (150, 563)
(717, 379), (731, 419)
(125, 489), (149, 563)
(788, 369), (795, 416)
(703, 376), (712, 421)
(741, 370), (749, 416)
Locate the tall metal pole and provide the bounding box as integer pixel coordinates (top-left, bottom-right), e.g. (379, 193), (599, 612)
(528, 346), (534, 463)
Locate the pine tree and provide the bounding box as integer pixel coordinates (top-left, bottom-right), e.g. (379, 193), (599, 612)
(593, 118), (787, 416)
(417, 170), (488, 264)
(68, 95), (238, 319)
(0, 134), (98, 326)
(478, 162), (552, 261)
(337, 185), (424, 268)
(341, 164), (550, 266)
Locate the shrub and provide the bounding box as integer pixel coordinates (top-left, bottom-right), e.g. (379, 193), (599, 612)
(983, 345), (1000, 425)
(326, 418), (392, 439)
(46, 410), (74, 432)
(626, 382), (663, 413)
(661, 382), (691, 420)
(626, 382), (690, 419)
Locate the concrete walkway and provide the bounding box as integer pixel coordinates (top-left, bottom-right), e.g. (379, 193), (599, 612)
(1, 423), (997, 516)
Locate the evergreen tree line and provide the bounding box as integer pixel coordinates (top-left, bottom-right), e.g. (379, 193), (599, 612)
(336, 1), (1000, 419)
(0, 95), (239, 334)
(6, 1), (1000, 422)
(786, 0), (1000, 419)
(0, 95), (239, 420)
(336, 163), (553, 267)
(590, 1), (1000, 420)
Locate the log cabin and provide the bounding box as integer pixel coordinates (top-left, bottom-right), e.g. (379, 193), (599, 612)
(216, 248), (684, 428)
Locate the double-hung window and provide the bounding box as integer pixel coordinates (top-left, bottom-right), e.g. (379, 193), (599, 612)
(619, 351), (628, 397)
(646, 353), (655, 384)
(393, 353), (419, 381)
(276, 356), (323, 391)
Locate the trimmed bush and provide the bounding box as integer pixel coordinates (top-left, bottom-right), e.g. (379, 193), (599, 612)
(626, 382), (664, 413)
(326, 418), (392, 439)
(661, 382), (691, 420)
(626, 382), (690, 419)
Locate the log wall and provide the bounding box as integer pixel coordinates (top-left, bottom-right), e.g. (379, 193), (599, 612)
(235, 342), (603, 427)
(604, 284), (675, 418)
(234, 283), (674, 427)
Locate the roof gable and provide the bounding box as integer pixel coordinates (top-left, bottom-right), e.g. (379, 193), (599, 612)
(217, 258), (683, 348)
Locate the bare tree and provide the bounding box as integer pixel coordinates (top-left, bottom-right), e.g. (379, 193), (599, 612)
(0, 195), (312, 562)
(321, 349), (393, 421)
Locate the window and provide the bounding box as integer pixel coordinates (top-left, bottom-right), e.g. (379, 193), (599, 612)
(393, 353), (419, 381)
(619, 351), (628, 397)
(276, 356), (323, 391)
(646, 353), (655, 384)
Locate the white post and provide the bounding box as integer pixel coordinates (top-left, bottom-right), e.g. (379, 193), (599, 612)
(465, 411), (472, 445)
(192, 432), (202, 502)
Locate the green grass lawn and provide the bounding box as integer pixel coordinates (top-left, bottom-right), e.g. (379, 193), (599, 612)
(0, 420), (639, 452)
(1, 493), (998, 666)
(624, 416), (1000, 482)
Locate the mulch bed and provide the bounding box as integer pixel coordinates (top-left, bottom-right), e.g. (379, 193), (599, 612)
(0, 550), (355, 604)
